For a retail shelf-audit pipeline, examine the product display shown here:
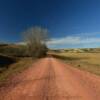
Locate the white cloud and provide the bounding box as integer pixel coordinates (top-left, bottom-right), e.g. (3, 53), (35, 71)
(16, 42), (26, 45)
(16, 32), (100, 48)
(81, 37), (100, 44)
(47, 36), (80, 45)
(46, 36), (100, 46)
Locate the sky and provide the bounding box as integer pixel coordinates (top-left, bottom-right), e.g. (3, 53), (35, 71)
(0, 0), (100, 48)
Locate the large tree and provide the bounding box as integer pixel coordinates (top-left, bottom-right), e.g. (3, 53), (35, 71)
(23, 26), (48, 58)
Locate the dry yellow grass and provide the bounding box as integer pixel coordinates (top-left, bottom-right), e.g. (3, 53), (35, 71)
(0, 58), (33, 84)
(59, 52), (100, 65)
(53, 52), (100, 75)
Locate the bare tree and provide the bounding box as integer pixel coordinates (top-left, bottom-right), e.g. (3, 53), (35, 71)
(23, 26), (48, 58)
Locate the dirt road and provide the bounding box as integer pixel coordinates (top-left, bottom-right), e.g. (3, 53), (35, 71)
(0, 58), (100, 100)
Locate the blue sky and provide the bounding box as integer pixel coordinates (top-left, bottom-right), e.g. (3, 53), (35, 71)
(0, 0), (100, 48)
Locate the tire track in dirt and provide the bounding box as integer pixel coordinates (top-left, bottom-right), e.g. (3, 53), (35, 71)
(51, 58), (100, 100)
(0, 57), (100, 100)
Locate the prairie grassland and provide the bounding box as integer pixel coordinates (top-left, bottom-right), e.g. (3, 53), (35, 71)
(53, 52), (100, 76)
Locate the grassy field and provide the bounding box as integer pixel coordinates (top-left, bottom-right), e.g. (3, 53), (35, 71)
(52, 52), (100, 76)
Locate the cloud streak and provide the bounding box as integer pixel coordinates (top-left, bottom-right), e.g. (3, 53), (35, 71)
(17, 32), (100, 48)
(47, 36), (100, 46)
(47, 36), (80, 45)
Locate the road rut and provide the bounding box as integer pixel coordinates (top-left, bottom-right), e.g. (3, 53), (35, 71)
(0, 58), (100, 100)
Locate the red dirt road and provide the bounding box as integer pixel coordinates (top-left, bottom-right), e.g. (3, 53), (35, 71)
(0, 58), (100, 100)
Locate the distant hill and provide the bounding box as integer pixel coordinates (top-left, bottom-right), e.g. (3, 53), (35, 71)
(0, 44), (28, 57)
(50, 48), (100, 53)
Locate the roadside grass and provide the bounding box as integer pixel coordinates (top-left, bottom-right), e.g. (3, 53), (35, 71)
(0, 44), (31, 57)
(52, 52), (100, 76)
(0, 43), (47, 87)
(0, 57), (33, 85)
